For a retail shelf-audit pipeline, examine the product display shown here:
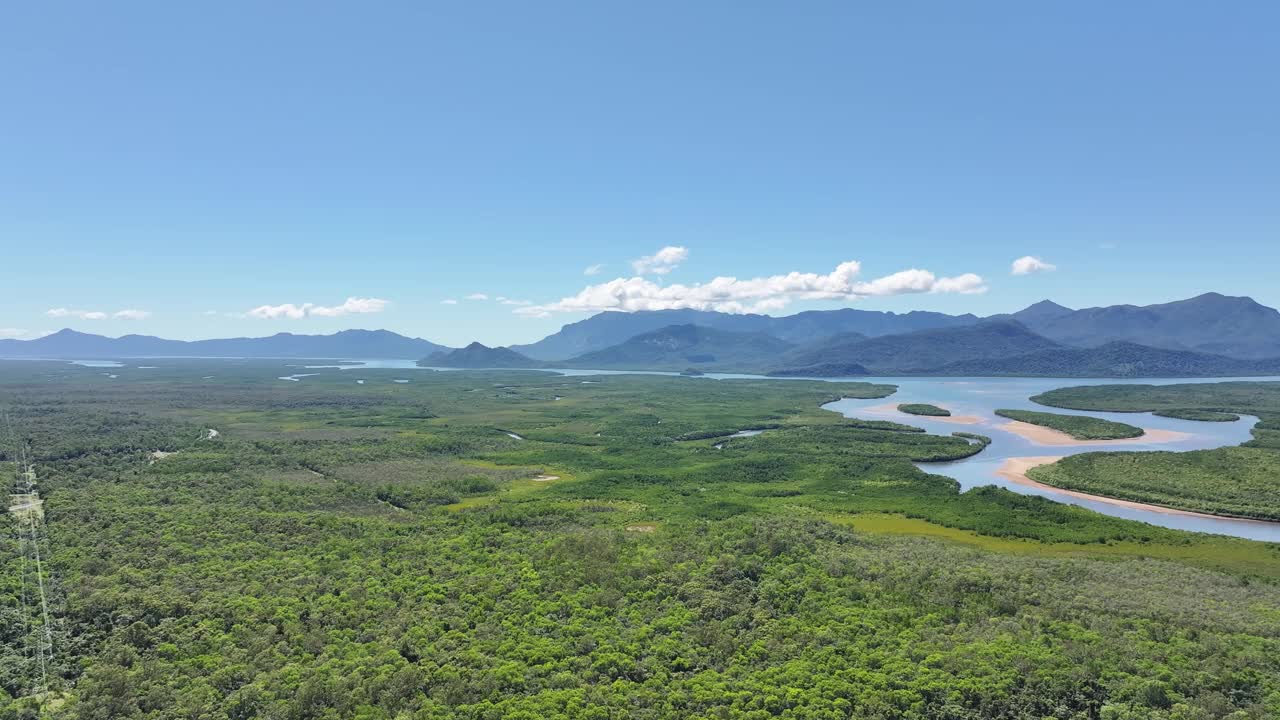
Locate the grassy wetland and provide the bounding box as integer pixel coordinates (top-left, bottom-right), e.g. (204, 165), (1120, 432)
(2, 361), (1279, 719)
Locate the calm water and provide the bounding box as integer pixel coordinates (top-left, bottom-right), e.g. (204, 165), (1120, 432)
(70, 359), (125, 367)
(821, 377), (1280, 541)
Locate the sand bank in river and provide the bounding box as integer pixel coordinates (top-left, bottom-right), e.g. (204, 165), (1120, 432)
(996, 456), (1274, 523)
(999, 421), (1190, 447)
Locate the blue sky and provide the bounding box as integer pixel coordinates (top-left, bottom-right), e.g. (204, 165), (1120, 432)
(2, 2), (1277, 346)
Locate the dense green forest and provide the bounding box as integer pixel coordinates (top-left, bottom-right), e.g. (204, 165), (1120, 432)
(2, 361), (1279, 718)
(994, 409), (1144, 440)
(1154, 409), (1241, 422)
(896, 404), (950, 417)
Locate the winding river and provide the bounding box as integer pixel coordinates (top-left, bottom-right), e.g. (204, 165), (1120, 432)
(272, 360), (1280, 541)
(818, 377), (1280, 542)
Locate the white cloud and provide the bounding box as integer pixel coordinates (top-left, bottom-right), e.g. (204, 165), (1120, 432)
(1011, 256), (1057, 275)
(45, 307), (150, 321)
(465, 293), (489, 301)
(517, 261), (986, 318)
(0, 328), (29, 339)
(500, 298), (532, 306)
(202, 310), (219, 316)
(631, 246), (688, 275)
(440, 299), (458, 305)
(246, 296), (390, 320)
(584, 263), (605, 276)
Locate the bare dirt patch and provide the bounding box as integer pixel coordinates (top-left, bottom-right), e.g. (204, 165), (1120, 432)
(149, 450), (176, 464)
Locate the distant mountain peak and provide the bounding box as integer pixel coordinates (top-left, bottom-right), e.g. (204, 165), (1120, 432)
(1013, 292), (1280, 359)
(1011, 300), (1074, 323)
(47, 328), (98, 338)
(1027, 299), (1072, 311)
(423, 342), (539, 368)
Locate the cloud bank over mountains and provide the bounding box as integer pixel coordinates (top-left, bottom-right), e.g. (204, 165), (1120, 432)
(517, 260), (986, 317)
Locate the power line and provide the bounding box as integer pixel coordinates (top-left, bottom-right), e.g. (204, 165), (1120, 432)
(5, 410), (53, 695)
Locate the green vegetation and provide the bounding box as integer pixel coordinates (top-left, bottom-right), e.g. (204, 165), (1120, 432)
(1155, 408), (1241, 422)
(897, 403), (950, 416)
(1, 362), (1279, 718)
(1030, 448), (1280, 521)
(952, 431), (992, 446)
(1032, 381), (1280, 449)
(995, 408), (1145, 440)
(1023, 382), (1280, 520)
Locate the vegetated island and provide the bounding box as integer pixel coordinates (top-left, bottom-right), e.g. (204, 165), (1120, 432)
(1018, 381), (1280, 520)
(995, 409), (1144, 441)
(897, 403), (951, 417)
(1153, 408), (1241, 422)
(1027, 451), (1280, 522)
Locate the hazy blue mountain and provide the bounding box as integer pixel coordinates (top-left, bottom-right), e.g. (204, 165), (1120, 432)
(561, 324), (795, 371)
(1013, 293), (1280, 359)
(420, 342), (542, 368)
(517, 293), (1280, 362)
(512, 308), (979, 360)
(767, 308), (980, 344)
(934, 341), (1280, 378)
(0, 328), (450, 359)
(775, 320), (1061, 375)
(1008, 299), (1075, 324)
(510, 310), (771, 360)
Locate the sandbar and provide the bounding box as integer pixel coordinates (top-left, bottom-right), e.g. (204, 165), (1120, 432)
(999, 421), (1190, 447)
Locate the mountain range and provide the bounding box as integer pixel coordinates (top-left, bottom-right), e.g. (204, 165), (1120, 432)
(509, 307), (978, 360)
(5, 293), (1280, 378)
(0, 328), (448, 359)
(559, 324), (798, 372)
(1001, 293), (1280, 359)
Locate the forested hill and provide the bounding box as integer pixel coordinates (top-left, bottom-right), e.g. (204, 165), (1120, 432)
(561, 324), (796, 371)
(775, 321), (1062, 375)
(935, 341), (1280, 378)
(420, 342), (542, 368)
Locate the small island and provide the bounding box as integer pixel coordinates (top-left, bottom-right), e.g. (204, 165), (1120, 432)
(679, 368), (705, 377)
(897, 403), (951, 417)
(1153, 408), (1240, 422)
(995, 409), (1143, 441)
